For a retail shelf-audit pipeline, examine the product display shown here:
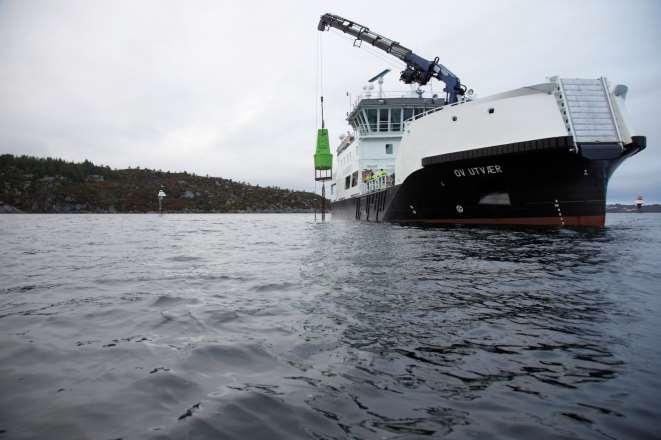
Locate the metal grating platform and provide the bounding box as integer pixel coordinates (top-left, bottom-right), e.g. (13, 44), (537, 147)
(554, 78), (622, 144)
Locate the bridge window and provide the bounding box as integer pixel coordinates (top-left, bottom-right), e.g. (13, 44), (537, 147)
(390, 108), (401, 131)
(357, 111), (368, 131)
(414, 108), (425, 117)
(385, 143), (393, 154)
(403, 108), (413, 121)
(379, 109), (389, 131)
(365, 109), (377, 132)
(345, 175), (351, 189)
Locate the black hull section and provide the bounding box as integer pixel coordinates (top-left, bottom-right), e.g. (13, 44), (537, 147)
(331, 136), (645, 227)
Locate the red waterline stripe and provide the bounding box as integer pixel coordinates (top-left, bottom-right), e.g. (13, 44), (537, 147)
(394, 215), (605, 227)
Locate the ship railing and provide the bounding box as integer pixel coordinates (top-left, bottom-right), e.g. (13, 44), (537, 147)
(356, 114), (448, 136)
(350, 91), (434, 112)
(400, 96), (472, 126)
(403, 106), (445, 126)
(357, 122), (403, 136)
(361, 175), (394, 194)
(358, 90), (426, 100)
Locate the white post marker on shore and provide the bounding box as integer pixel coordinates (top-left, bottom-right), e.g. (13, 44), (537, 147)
(157, 189), (166, 214)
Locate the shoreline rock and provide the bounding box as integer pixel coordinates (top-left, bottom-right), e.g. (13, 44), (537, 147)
(0, 202), (22, 213)
(1, 154), (329, 213)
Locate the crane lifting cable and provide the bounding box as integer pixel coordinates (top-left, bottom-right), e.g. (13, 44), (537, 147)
(313, 30), (332, 222)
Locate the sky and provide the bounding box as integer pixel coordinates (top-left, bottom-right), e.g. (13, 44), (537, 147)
(0, 0), (659, 202)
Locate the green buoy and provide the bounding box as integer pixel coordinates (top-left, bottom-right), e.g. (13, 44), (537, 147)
(314, 128), (332, 172)
(315, 97), (332, 221)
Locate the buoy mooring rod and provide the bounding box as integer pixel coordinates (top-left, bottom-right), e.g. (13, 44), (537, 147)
(321, 181), (326, 222)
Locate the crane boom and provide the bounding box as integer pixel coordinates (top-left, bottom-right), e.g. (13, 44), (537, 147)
(317, 13), (464, 104)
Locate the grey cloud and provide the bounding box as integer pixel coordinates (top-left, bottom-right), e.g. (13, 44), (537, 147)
(1, 0), (659, 200)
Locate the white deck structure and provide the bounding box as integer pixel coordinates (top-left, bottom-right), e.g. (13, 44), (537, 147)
(333, 76), (632, 200)
(333, 88), (445, 201)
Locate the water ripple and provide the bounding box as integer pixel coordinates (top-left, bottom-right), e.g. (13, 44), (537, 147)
(0, 213), (660, 439)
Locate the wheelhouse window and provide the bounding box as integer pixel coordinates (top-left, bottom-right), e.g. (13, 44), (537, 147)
(390, 108), (401, 131)
(414, 108), (425, 117)
(351, 171), (358, 187)
(379, 109), (389, 131)
(385, 144), (393, 154)
(365, 109), (377, 132)
(403, 108), (413, 122)
(345, 175), (351, 189)
(357, 112), (368, 132)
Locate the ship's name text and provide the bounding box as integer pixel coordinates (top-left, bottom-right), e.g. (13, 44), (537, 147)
(454, 165), (503, 177)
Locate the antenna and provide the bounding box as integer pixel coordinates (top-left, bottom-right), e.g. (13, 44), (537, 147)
(368, 69), (391, 99)
(368, 69), (391, 83)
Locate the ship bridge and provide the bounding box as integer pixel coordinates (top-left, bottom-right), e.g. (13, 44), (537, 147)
(334, 91), (446, 202)
(346, 96), (445, 142)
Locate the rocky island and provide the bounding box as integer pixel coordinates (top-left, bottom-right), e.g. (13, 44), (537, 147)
(0, 154), (327, 213)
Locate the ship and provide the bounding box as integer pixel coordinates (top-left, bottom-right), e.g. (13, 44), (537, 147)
(317, 13), (645, 227)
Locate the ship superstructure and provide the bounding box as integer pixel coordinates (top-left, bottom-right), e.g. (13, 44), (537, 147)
(319, 13), (645, 226)
(334, 79), (445, 202)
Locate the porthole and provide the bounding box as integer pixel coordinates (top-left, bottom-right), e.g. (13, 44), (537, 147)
(488, 108), (495, 114)
(451, 116), (458, 122)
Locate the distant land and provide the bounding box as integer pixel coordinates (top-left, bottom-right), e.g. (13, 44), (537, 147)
(0, 154), (327, 213)
(606, 203), (661, 213)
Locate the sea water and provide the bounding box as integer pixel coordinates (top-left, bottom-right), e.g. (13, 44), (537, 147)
(1, 213), (660, 439)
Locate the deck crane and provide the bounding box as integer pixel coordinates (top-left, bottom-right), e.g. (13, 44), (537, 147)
(317, 13), (466, 104)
